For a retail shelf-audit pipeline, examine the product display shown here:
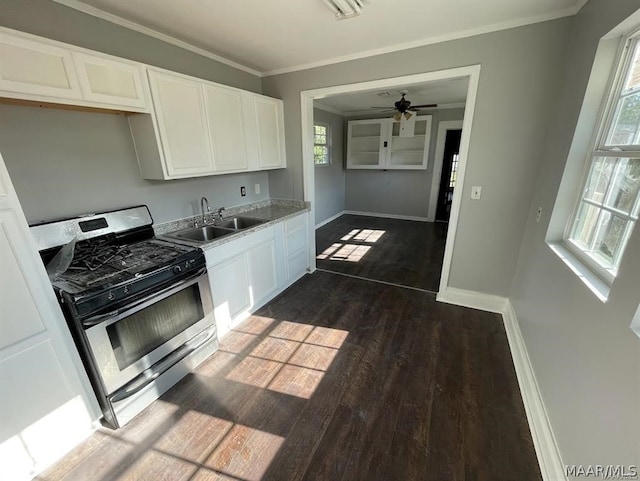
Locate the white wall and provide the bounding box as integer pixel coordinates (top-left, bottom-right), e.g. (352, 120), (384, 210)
(344, 108), (465, 219)
(313, 107), (346, 225)
(510, 0), (640, 473)
(263, 19), (571, 296)
(0, 105), (269, 225)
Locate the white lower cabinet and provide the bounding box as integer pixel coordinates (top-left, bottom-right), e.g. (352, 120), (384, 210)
(205, 211), (309, 338)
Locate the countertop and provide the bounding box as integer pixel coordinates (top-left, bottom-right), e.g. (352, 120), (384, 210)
(154, 198), (310, 249)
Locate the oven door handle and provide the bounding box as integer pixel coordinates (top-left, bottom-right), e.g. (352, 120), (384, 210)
(81, 266), (207, 328)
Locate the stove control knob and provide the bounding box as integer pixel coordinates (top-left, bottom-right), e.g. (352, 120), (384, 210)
(172, 265), (182, 274)
(108, 291), (116, 301)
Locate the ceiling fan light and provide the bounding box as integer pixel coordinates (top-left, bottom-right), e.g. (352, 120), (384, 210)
(393, 112), (401, 122)
(404, 111), (413, 120)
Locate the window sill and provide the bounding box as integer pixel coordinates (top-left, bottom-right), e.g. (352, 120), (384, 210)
(547, 241), (610, 303)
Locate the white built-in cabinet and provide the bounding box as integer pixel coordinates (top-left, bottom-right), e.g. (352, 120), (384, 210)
(347, 116), (432, 170)
(205, 211), (309, 337)
(72, 52), (147, 109)
(147, 70), (214, 177)
(205, 226), (279, 338)
(0, 153), (99, 481)
(0, 31), (147, 111)
(132, 69), (286, 180)
(0, 26), (287, 181)
(205, 85), (249, 173)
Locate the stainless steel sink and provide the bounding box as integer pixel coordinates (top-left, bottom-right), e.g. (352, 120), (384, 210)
(217, 217), (265, 230)
(165, 216), (266, 243)
(171, 225), (235, 242)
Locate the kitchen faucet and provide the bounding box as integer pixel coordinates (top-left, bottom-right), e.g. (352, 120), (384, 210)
(199, 196), (211, 226)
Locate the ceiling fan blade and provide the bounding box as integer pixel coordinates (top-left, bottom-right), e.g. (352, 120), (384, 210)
(370, 106), (393, 109)
(410, 103), (438, 109)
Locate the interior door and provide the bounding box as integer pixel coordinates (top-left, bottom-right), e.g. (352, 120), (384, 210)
(435, 129), (462, 222)
(0, 153), (98, 480)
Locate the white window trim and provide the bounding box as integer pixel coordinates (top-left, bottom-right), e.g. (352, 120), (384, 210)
(314, 121), (331, 166)
(562, 30), (640, 291)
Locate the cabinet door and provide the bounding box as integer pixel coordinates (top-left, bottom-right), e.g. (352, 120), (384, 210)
(247, 239), (278, 305)
(284, 213), (309, 282)
(247, 94), (286, 170)
(0, 32), (82, 100)
(209, 253), (251, 338)
(203, 85), (248, 172)
(388, 115), (432, 169)
(73, 52), (147, 109)
(148, 70), (214, 178)
(346, 119), (388, 169)
(0, 153), (97, 480)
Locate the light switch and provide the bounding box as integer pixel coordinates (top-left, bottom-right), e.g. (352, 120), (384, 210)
(471, 186), (482, 200)
(255, 183), (261, 195)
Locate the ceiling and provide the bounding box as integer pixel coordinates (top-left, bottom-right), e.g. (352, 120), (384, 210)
(317, 77), (469, 115)
(55, 0), (586, 76)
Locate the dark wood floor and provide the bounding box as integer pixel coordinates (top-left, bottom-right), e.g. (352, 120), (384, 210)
(315, 215), (448, 292)
(39, 271), (541, 481)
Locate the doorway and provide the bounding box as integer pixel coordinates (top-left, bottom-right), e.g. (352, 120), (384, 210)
(435, 129), (462, 222)
(301, 65), (481, 294)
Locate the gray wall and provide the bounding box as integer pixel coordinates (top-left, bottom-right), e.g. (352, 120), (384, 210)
(344, 108), (465, 218)
(0, 0), (260, 93)
(263, 20), (571, 296)
(510, 0), (640, 472)
(0, 104), (269, 224)
(313, 108), (346, 225)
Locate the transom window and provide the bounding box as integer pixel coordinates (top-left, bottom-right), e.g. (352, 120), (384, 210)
(314, 122), (330, 165)
(566, 34), (640, 283)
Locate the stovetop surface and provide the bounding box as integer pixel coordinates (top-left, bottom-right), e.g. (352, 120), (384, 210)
(50, 237), (198, 295)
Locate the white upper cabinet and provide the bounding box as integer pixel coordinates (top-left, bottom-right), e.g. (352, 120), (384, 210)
(0, 31), (82, 101)
(147, 70), (214, 178)
(245, 93), (287, 170)
(347, 116), (432, 170)
(72, 52), (147, 109)
(204, 84), (249, 173)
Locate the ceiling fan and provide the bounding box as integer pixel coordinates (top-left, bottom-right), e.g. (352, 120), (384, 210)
(371, 90), (437, 121)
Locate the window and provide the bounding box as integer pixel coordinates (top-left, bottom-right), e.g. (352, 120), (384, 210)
(566, 34), (640, 284)
(314, 122), (330, 165)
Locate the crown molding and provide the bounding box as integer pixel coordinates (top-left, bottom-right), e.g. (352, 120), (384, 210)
(51, 0), (263, 77)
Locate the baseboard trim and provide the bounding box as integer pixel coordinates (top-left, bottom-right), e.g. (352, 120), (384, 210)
(436, 287), (508, 313)
(343, 210), (430, 222)
(502, 301), (567, 481)
(315, 211), (345, 229)
(436, 288), (566, 481)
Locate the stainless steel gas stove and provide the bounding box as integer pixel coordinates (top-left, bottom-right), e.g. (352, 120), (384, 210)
(31, 206), (217, 429)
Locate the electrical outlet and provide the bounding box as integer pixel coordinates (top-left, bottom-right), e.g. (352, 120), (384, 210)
(536, 206), (543, 223)
(471, 186), (482, 200)
(255, 183), (261, 195)
(240, 186), (246, 197)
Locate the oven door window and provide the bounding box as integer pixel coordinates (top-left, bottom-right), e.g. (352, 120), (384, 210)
(107, 285), (204, 370)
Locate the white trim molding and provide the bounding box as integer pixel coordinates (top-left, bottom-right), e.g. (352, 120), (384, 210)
(315, 211), (345, 229)
(428, 120), (464, 222)
(436, 287), (509, 313)
(301, 65), (482, 295)
(436, 288), (567, 481)
(502, 301), (567, 481)
(343, 210), (430, 222)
